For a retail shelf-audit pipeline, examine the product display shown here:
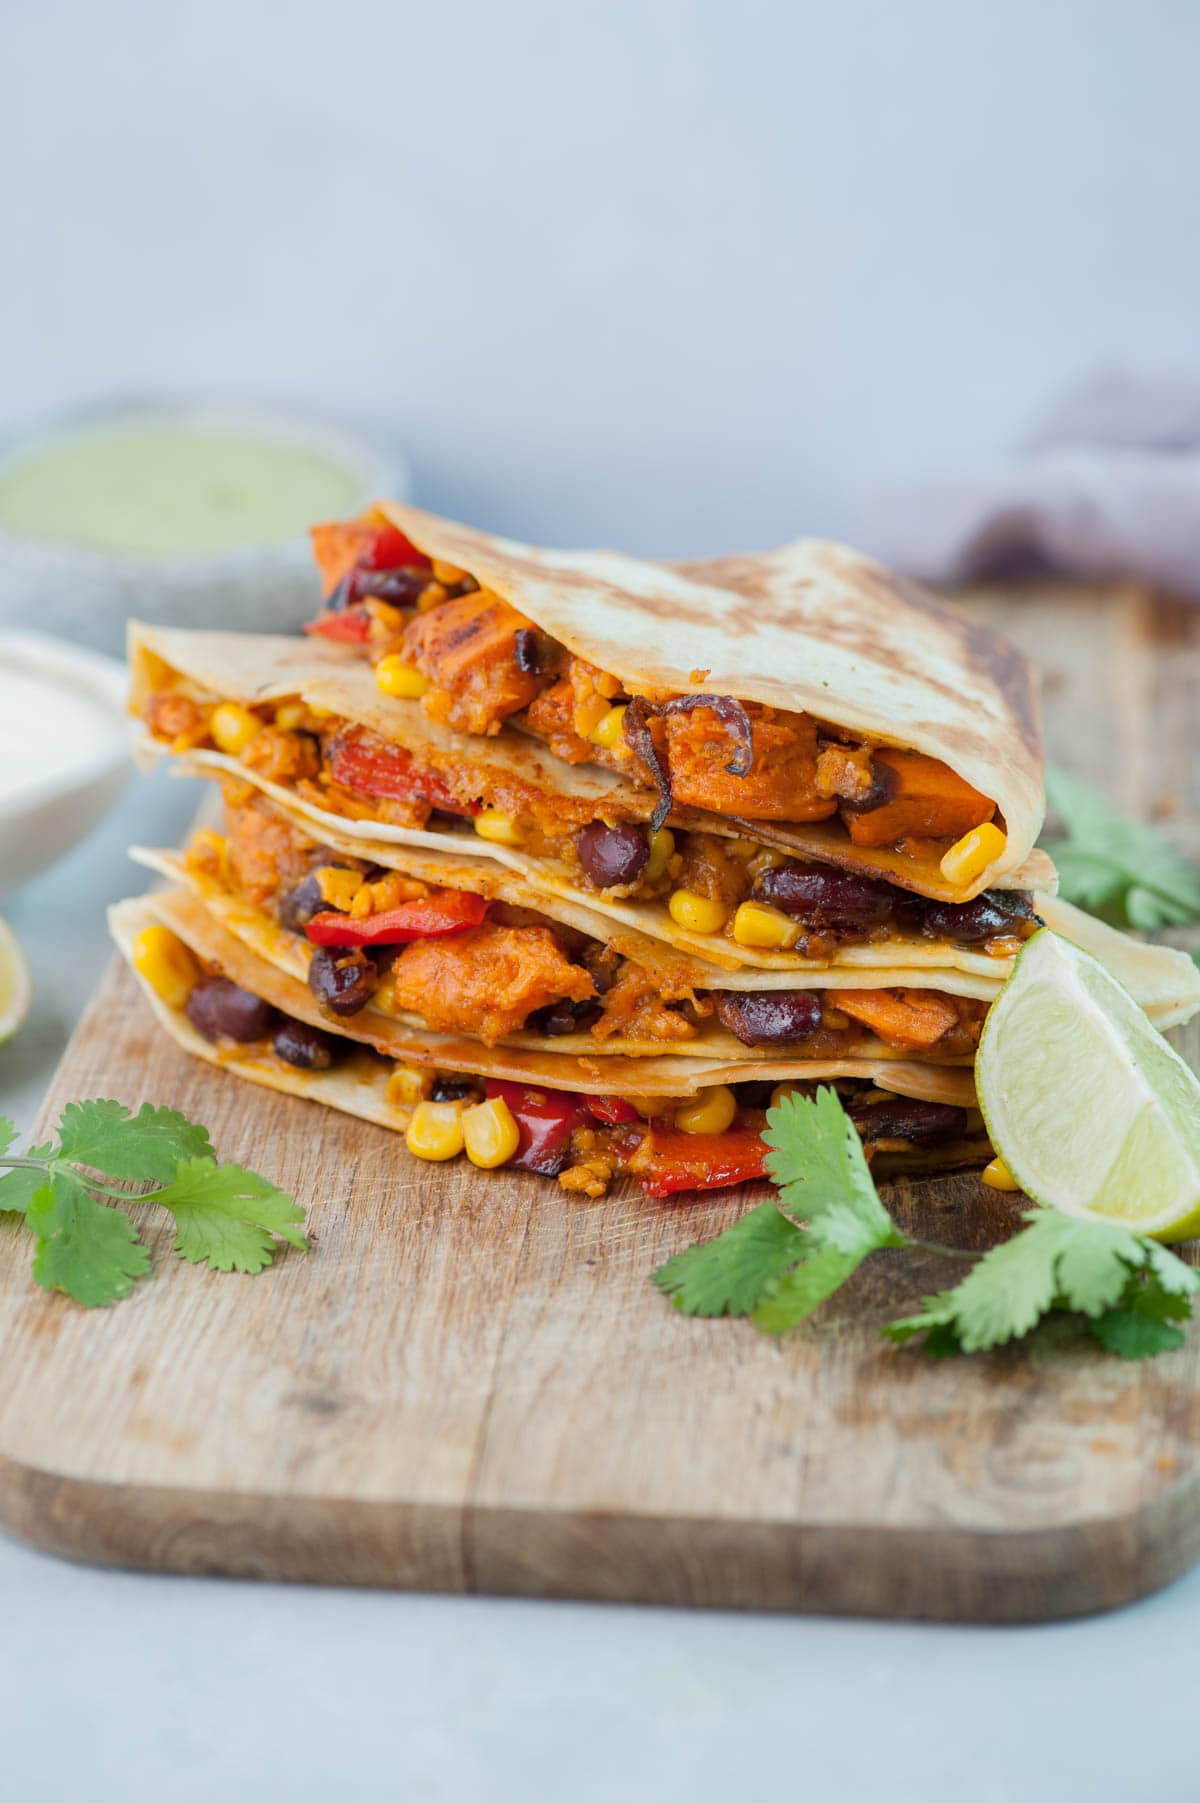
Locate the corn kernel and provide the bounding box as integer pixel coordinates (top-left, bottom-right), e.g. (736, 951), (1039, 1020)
(939, 821), (1007, 887)
(274, 701), (313, 732)
(588, 703), (628, 751)
(644, 827), (675, 881)
(417, 581), (448, 611)
(462, 1096), (521, 1169)
(386, 1064), (432, 1108)
(982, 1156), (1022, 1192)
(375, 654), (430, 700)
(210, 702), (262, 757)
(405, 1100), (465, 1161)
(674, 1085), (737, 1136)
(431, 559), (467, 584)
(350, 871), (426, 919)
(770, 1081), (806, 1110)
(573, 691), (612, 739)
(667, 889), (729, 936)
(748, 847), (791, 879)
(315, 866), (363, 911)
(371, 975), (398, 1015)
(474, 810), (523, 847)
(132, 925), (200, 1011)
(731, 900), (800, 950)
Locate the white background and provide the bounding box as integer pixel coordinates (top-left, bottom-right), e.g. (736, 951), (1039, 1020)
(5, 0), (1200, 551)
(3, 3), (1199, 1797)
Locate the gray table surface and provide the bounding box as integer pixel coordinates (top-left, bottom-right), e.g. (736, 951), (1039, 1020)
(0, 771), (1195, 1802)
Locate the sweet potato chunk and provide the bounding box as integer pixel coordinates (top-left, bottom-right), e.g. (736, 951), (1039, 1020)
(842, 750), (994, 847)
(388, 922), (594, 1044)
(665, 706), (837, 821)
(402, 591), (545, 735)
(825, 986), (961, 1050)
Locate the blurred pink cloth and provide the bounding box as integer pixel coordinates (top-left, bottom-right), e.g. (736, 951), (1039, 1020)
(862, 373), (1200, 597)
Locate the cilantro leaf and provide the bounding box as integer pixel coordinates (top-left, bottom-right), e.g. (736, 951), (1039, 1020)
(0, 1167), (47, 1215)
(1091, 1311), (1186, 1358)
(763, 1087), (904, 1254)
(885, 1211), (1200, 1355)
(751, 1244), (864, 1333)
(153, 1158), (307, 1273)
(651, 1201), (808, 1317)
(0, 1117), (15, 1159)
(54, 1099), (215, 1185)
(652, 1090), (909, 1337)
(27, 1170), (151, 1307)
(1041, 767), (1200, 929)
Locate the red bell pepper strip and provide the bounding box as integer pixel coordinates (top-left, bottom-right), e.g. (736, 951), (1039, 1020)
(583, 1095), (641, 1125)
(306, 892), (488, 947)
(327, 728), (480, 818)
(630, 1125), (768, 1198)
(310, 519), (431, 596)
(484, 1079), (588, 1176)
(303, 609), (372, 645)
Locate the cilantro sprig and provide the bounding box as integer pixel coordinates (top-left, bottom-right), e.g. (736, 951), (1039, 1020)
(1040, 766), (1200, 931)
(652, 1089), (1199, 1359)
(0, 1100), (307, 1307)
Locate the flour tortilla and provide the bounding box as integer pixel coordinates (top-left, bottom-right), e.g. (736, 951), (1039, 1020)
(129, 596), (1047, 902)
(111, 887), (981, 1107)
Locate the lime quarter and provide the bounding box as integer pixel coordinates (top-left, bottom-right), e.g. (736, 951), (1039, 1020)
(0, 915), (31, 1047)
(976, 928), (1200, 1242)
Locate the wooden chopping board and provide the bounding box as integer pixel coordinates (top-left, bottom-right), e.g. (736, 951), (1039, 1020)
(0, 584), (1198, 1622)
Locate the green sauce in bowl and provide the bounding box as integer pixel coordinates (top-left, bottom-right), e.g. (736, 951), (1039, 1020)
(0, 421), (368, 556)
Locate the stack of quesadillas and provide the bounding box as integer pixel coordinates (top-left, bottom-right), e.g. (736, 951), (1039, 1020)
(113, 506), (1200, 1197)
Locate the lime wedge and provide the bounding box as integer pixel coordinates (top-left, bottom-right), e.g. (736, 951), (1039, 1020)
(977, 928), (1200, 1241)
(0, 915), (31, 1046)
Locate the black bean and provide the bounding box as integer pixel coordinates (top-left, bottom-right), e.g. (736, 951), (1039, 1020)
(186, 976), (277, 1043)
(754, 861), (897, 926)
(530, 997), (603, 1036)
(307, 945), (380, 1018)
(846, 1098), (968, 1146)
(920, 889), (1038, 943)
(714, 990), (822, 1046)
(330, 566), (430, 610)
(277, 874), (324, 933)
(431, 1076), (482, 1102)
(514, 628), (542, 673)
(273, 1018), (341, 1070)
(574, 821), (649, 889)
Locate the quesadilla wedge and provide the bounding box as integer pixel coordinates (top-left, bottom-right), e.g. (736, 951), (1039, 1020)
(298, 504), (1044, 898)
(111, 891), (991, 1197)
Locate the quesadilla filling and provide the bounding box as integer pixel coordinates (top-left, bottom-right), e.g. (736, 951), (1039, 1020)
(135, 921), (983, 1197)
(142, 689), (1041, 959)
(301, 515), (1001, 855)
(185, 789), (987, 1060)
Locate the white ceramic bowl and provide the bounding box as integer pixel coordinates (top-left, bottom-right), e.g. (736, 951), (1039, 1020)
(0, 633), (131, 893)
(0, 399), (413, 657)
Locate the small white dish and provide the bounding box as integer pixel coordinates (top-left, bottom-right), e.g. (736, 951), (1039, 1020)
(0, 632), (131, 893)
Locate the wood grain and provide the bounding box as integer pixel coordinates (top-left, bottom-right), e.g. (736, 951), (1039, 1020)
(0, 583), (1197, 1620)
